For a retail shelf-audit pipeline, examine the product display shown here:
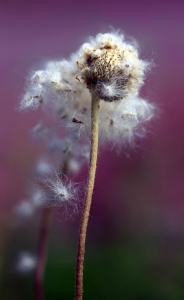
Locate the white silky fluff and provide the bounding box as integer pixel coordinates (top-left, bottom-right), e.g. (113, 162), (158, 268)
(20, 31), (155, 148)
(16, 252), (36, 273)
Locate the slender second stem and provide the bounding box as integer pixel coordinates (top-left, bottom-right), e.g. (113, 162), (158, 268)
(34, 160), (68, 300)
(75, 94), (99, 300)
(34, 206), (53, 300)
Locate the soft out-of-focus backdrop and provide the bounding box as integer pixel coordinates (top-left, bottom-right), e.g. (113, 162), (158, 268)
(1, 0), (184, 299)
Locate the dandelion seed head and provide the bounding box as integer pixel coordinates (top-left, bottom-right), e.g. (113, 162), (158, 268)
(21, 30), (155, 148)
(76, 32), (148, 103)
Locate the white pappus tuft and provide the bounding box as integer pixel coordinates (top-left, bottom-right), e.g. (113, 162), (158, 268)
(41, 173), (81, 218)
(16, 252), (36, 273)
(20, 84), (43, 111)
(46, 179), (73, 202)
(99, 78), (125, 101)
(20, 30), (155, 148)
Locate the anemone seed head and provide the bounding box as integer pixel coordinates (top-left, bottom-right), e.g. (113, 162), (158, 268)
(20, 31), (155, 148)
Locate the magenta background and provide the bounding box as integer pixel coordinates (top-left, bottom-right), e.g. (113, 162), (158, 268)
(0, 0), (184, 300)
(1, 0), (184, 294)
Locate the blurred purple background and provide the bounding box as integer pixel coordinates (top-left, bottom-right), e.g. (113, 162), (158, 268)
(1, 0), (184, 299)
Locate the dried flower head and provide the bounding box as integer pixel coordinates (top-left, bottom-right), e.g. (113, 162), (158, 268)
(18, 30), (156, 300)
(77, 35), (146, 102)
(20, 30), (154, 149)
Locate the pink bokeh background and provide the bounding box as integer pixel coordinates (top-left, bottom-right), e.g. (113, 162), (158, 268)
(1, 0), (184, 291)
(1, 0), (184, 298)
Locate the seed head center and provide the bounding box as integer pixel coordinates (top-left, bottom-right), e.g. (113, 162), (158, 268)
(86, 49), (122, 84)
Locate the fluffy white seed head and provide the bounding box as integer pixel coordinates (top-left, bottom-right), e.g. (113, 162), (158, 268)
(76, 32), (148, 102)
(20, 30), (155, 148)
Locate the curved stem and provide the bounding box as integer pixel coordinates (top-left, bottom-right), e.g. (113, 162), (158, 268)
(75, 95), (99, 300)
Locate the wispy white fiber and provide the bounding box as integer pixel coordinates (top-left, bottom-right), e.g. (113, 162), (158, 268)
(20, 31), (154, 147)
